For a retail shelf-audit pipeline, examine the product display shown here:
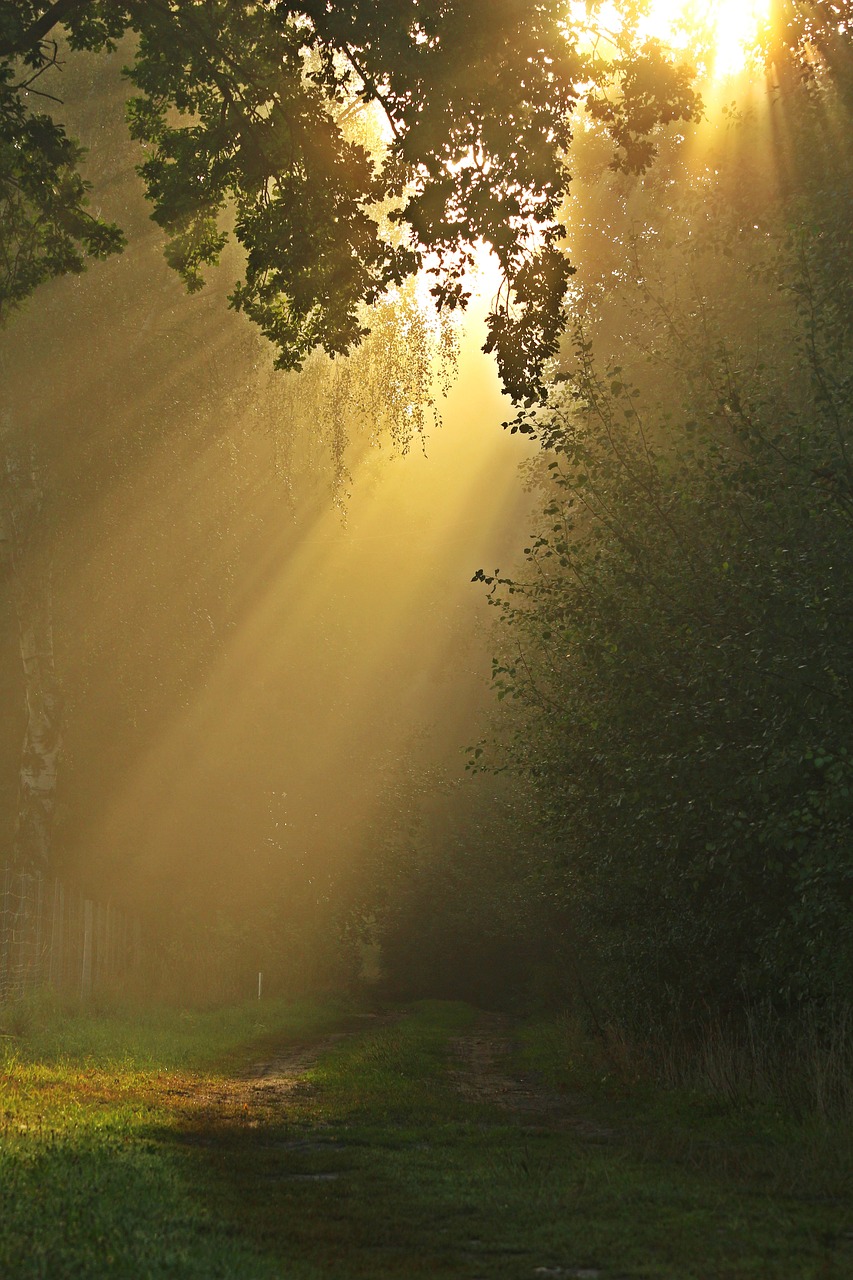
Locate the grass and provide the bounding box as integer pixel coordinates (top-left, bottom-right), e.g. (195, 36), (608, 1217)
(519, 1009), (853, 1199)
(0, 993), (352, 1278)
(1, 993), (852, 1277)
(0, 988), (349, 1070)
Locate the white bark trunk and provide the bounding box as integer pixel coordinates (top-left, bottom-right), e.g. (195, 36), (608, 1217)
(1, 431), (61, 874)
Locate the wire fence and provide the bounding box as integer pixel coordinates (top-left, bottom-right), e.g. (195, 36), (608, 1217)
(0, 864), (141, 1004)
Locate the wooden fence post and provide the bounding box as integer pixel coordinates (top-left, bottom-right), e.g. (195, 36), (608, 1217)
(33, 874), (44, 988)
(105, 903), (113, 980)
(11, 872), (24, 999)
(81, 900), (94, 1001)
(0, 864), (10, 999)
(48, 880), (63, 989)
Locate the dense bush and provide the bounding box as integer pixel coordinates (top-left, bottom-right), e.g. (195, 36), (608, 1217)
(478, 52), (853, 1024)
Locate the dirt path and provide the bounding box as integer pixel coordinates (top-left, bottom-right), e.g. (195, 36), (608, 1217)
(450, 1011), (617, 1142)
(167, 1007), (616, 1149)
(241, 1030), (351, 1100)
(165, 1013), (390, 1128)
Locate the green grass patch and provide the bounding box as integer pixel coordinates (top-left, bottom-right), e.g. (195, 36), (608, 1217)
(1, 997), (852, 1278)
(0, 988), (349, 1070)
(0, 994), (354, 1277)
(518, 1012), (853, 1199)
(171, 1001), (853, 1279)
(308, 998), (476, 1120)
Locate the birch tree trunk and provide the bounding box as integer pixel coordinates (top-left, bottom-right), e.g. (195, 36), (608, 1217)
(0, 422), (61, 874)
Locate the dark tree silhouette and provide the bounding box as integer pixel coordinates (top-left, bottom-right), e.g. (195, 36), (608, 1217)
(0, 0), (698, 400)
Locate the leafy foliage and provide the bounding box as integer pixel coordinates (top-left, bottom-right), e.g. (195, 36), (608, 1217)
(0, 0), (701, 399)
(353, 763), (555, 1005)
(273, 281), (459, 498)
(477, 45), (853, 1021)
(0, 57), (124, 323)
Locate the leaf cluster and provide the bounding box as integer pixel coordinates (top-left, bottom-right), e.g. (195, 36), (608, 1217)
(479, 53), (853, 1022)
(0, 0), (704, 399)
(0, 53), (124, 324)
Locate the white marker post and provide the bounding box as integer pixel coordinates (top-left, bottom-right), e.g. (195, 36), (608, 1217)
(258, 971), (263, 1001)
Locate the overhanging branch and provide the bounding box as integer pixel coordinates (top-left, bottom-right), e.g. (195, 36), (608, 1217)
(0, 0), (88, 58)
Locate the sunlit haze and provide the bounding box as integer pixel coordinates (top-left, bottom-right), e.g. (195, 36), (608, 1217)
(0, 42), (533, 930)
(1, 5), (847, 1272)
(645, 0), (771, 75)
(575, 0), (772, 78)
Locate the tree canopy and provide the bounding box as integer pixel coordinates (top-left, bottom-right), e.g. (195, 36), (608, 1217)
(468, 28), (853, 1022)
(0, 0), (699, 401)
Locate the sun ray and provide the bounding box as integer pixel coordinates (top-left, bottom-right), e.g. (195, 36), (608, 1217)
(638, 0), (772, 79)
(570, 0), (772, 80)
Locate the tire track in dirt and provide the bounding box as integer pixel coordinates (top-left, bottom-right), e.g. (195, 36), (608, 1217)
(241, 1030), (351, 1101)
(450, 1011), (616, 1142)
(164, 1012), (390, 1126)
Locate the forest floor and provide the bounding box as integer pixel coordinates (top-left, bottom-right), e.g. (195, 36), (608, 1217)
(1, 997), (851, 1278)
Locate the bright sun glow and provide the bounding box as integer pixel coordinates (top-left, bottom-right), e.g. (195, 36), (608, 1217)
(639, 0), (772, 77)
(574, 0), (772, 79)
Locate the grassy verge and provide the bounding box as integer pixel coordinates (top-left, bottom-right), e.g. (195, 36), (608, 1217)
(0, 993), (353, 1278)
(1, 996), (852, 1278)
(519, 1012), (853, 1198)
(0, 989), (351, 1070)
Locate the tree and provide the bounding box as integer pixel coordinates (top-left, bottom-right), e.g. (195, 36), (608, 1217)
(350, 757), (555, 1004)
(476, 28), (853, 1022)
(0, 0), (699, 401)
(0, 434), (61, 873)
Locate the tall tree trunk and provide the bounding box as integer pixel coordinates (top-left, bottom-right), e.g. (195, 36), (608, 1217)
(0, 426), (61, 875)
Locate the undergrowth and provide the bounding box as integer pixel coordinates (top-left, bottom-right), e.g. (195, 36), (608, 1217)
(520, 1006), (853, 1201)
